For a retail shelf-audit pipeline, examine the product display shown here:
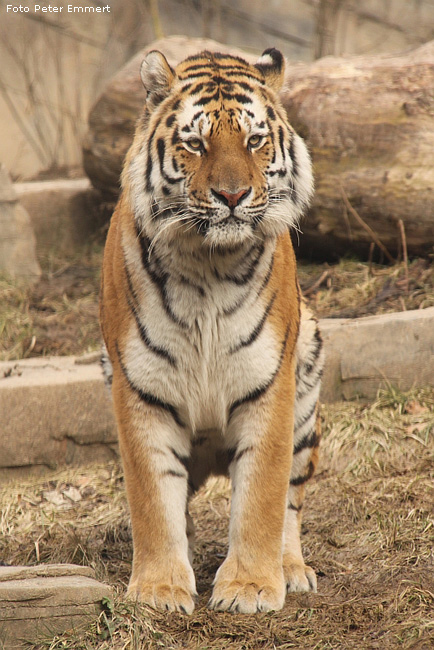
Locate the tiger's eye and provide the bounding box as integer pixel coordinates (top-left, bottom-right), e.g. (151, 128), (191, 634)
(248, 134), (263, 148)
(188, 138), (202, 150)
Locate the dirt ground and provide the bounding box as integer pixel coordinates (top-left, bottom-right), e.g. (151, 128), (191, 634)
(1, 387), (433, 649)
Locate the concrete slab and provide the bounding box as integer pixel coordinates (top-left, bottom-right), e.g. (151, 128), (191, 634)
(0, 564), (112, 649)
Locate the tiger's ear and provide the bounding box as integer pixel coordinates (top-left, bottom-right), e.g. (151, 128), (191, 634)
(140, 50), (175, 108)
(255, 48), (285, 92)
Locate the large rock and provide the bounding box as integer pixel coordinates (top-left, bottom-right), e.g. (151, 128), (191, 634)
(0, 165), (41, 281)
(83, 36), (434, 259)
(0, 564), (111, 649)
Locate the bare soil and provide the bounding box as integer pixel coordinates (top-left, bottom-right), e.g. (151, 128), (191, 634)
(1, 387), (433, 649)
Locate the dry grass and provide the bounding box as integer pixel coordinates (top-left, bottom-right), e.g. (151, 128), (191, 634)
(1, 252), (433, 362)
(1, 387), (433, 649)
(298, 258), (434, 319)
(0, 245), (102, 361)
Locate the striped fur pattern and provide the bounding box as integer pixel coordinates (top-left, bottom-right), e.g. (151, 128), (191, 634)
(100, 48), (324, 614)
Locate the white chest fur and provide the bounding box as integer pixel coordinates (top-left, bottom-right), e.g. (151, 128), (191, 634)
(122, 233), (281, 433)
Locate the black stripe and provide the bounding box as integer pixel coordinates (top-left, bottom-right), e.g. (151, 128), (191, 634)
(236, 81), (255, 92)
(145, 123), (158, 193)
(296, 368), (323, 398)
(257, 253), (275, 297)
(116, 343), (184, 427)
(124, 263), (177, 367)
(290, 461), (315, 486)
(136, 226), (188, 329)
(268, 167), (288, 178)
(179, 71), (211, 80)
(268, 124), (276, 164)
(303, 337), (323, 376)
(287, 502), (303, 512)
(294, 400), (317, 432)
(278, 126), (286, 159)
(170, 448), (189, 472)
(288, 136), (298, 177)
(194, 90), (220, 106)
(293, 429), (319, 456)
(267, 106), (276, 121)
(221, 91), (252, 104)
(166, 114), (176, 127)
(229, 321), (291, 419)
(179, 274), (206, 297)
(163, 470), (187, 479)
(222, 291), (249, 317)
(171, 127), (180, 145)
(156, 138), (184, 185)
(230, 291), (276, 353)
(226, 445), (253, 465)
(218, 243), (265, 285)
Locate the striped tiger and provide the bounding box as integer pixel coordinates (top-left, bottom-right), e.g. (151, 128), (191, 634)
(100, 48), (324, 614)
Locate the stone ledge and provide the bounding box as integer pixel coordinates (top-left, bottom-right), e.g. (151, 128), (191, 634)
(14, 178), (107, 257)
(0, 355), (118, 478)
(0, 564), (111, 649)
(321, 306), (434, 402)
(1, 308), (433, 476)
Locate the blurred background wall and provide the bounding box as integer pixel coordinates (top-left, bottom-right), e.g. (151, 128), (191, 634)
(1, 0), (433, 180)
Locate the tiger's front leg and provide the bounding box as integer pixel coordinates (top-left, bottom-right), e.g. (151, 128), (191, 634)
(210, 365), (295, 613)
(112, 370), (196, 614)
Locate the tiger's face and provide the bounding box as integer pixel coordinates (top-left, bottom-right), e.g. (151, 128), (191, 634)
(126, 49), (313, 250)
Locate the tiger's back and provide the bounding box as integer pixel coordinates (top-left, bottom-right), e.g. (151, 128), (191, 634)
(100, 48), (323, 614)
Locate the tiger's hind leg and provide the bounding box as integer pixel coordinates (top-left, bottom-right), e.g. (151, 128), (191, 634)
(283, 307), (323, 593)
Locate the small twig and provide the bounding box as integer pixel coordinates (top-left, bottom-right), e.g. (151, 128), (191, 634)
(398, 219), (409, 294)
(304, 269), (330, 296)
(341, 187), (395, 264)
(368, 242), (375, 277)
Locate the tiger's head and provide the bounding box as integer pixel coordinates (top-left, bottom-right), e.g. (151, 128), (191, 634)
(125, 48), (313, 250)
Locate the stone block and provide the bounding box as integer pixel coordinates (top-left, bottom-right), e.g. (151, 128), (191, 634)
(0, 356), (118, 478)
(320, 307), (434, 401)
(0, 564), (111, 649)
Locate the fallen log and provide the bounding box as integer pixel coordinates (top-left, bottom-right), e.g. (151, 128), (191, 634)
(82, 36), (434, 259)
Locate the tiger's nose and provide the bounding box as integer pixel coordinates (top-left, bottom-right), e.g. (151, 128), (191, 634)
(211, 187), (251, 208)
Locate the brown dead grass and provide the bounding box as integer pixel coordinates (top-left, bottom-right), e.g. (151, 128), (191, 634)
(1, 387), (433, 649)
(1, 253), (433, 362)
(0, 246), (102, 361)
(298, 258), (434, 319)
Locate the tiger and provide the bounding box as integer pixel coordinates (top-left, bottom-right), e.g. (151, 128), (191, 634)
(100, 47), (324, 614)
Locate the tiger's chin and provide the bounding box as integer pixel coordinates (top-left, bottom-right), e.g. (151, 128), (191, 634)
(203, 224), (259, 249)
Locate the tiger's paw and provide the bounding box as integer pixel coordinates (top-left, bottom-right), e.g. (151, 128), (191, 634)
(127, 562), (196, 614)
(209, 559), (285, 613)
(283, 561), (317, 593)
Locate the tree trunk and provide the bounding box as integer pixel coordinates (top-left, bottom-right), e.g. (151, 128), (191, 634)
(82, 37), (434, 259)
(281, 40), (434, 259)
